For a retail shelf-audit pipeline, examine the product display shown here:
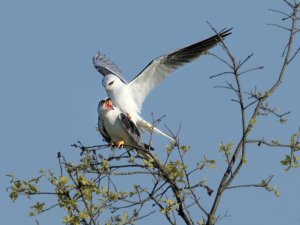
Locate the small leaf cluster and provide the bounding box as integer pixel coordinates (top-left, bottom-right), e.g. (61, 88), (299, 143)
(280, 132), (300, 171)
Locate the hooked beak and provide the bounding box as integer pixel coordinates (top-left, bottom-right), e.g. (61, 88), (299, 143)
(105, 100), (114, 110)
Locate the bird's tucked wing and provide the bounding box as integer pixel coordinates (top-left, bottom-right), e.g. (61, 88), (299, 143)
(119, 113), (141, 144)
(93, 51), (127, 83)
(128, 28), (232, 108)
(98, 116), (111, 143)
(120, 113), (155, 154)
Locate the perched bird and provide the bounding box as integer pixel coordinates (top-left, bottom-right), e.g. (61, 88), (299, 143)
(93, 28), (232, 141)
(97, 97), (153, 159)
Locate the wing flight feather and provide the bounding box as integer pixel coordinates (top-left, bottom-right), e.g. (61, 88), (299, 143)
(98, 115), (111, 143)
(93, 51), (127, 83)
(128, 28), (232, 109)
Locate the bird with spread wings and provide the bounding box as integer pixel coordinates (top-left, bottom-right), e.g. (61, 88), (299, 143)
(93, 28), (232, 142)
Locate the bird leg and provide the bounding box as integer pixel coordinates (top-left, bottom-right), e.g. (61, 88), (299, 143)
(116, 140), (125, 148)
(109, 141), (125, 148)
(109, 142), (116, 147)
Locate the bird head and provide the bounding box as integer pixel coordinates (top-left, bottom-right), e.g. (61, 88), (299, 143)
(98, 98), (114, 114)
(102, 74), (125, 91)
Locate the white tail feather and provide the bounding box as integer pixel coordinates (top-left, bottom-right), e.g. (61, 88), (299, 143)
(137, 119), (176, 143)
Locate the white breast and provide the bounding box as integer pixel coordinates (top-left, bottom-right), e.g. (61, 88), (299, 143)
(108, 85), (141, 123)
(102, 108), (138, 147)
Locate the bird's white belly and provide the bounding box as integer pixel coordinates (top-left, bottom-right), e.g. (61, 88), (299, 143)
(108, 86), (140, 123)
(103, 110), (134, 146)
(103, 111), (123, 141)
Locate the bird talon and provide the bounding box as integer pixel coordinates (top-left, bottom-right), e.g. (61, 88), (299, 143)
(116, 140), (125, 148)
(109, 142), (116, 147)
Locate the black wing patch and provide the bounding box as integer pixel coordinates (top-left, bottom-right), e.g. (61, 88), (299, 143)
(119, 113), (141, 141)
(98, 115), (111, 143)
(163, 28), (232, 69)
(133, 28), (232, 80)
(119, 113), (154, 151)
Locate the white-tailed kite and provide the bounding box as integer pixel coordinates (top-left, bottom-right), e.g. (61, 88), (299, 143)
(93, 29), (232, 141)
(98, 98), (153, 159)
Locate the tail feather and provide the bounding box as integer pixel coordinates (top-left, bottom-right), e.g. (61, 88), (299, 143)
(137, 119), (176, 143)
(143, 143), (155, 151)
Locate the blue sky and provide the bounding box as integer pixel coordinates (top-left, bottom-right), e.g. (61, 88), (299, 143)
(1, 1), (300, 225)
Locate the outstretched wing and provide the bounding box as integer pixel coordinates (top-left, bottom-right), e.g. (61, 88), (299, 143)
(93, 51), (127, 84)
(98, 115), (111, 143)
(128, 28), (232, 109)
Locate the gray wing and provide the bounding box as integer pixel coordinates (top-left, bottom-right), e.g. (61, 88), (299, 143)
(93, 51), (127, 84)
(119, 113), (141, 144)
(127, 28), (232, 109)
(119, 113), (154, 150)
(98, 115), (111, 143)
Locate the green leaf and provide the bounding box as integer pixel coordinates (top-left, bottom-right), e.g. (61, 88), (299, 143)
(121, 212), (128, 225)
(59, 176), (68, 185)
(78, 212), (89, 219)
(265, 89), (270, 97)
(9, 190), (19, 202)
(180, 145), (190, 153)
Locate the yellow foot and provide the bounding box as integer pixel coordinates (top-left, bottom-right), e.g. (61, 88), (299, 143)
(126, 113), (132, 120)
(109, 141), (125, 148)
(116, 140), (125, 148)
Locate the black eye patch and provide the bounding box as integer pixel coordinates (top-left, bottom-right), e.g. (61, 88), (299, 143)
(108, 81), (114, 86)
